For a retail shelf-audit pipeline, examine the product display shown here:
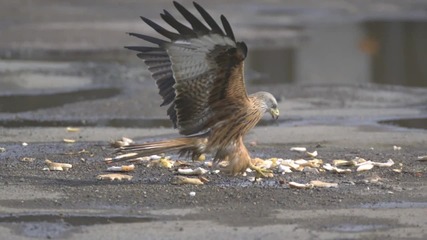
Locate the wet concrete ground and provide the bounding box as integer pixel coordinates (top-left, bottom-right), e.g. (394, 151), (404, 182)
(1, 0), (427, 239)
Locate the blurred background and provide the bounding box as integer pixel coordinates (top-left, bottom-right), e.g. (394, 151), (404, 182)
(0, 0), (426, 129)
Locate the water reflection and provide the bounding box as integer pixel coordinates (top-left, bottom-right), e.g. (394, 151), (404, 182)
(366, 21), (427, 87)
(380, 117), (427, 130)
(247, 20), (427, 87)
(0, 88), (120, 113)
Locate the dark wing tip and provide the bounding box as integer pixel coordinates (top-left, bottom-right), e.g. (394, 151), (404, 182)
(128, 32), (168, 45)
(173, 1), (210, 34)
(220, 15), (235, 42)
(193, 2), (224, 35)
(161, 9), (196, 37)
(140, 16), (181, 40)
(124, 46), (161, 52)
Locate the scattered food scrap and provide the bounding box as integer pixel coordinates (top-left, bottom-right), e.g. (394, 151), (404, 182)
(323, 163), (352, 173)
(306, 151), (318, 158)
(247, 176), (262, 182)
(66, 127), (80, 132)
(333, 159), (354, 167)
(107, 164), (135, 172)
(296, 159), (323, 168)
(372, 159), (394, 167)
(352, 157), (367, 166)
(393, 145), (401, 151)
(63, 139), (76, 143)
(259, 159), (274, 169)
(171, 176), (204, 185)
(44, 160), (72, 171)
(288, 181), (313, 189)
(149, 157), (174, 169)
(111, 137), (134, 148)
(356, 161), (374, 172)
(290, 147), (306, 153)
(149, 154), (162, 160)
(289, 180), (338, 189)
(96, 173), (133, 181)
(417, 156), (427, 161)
(177, 167), (208, 176)
(20, 157), (35, 163)
(310, 180), (338, 188)
(278, 165), (292, 173)
(22, 142), (28, 146)
(392, 163), (404, 173)
(0, 147), (5, 153)
(281, 159), (303, 171)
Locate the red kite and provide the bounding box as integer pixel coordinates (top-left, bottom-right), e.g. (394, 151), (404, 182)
(118, 1), (279, 176)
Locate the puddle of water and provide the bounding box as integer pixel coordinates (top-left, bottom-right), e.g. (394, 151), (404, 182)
(0, 60), (71, 71)
(0, 118), (172, 128)
(0, 48), (132, 63)
(0, 214), (152, 238)
(0, 88), (120, 113)
(379, 117), (427, 130)
(247, 20), (427, 88)
(360, 201), (427, 209)
(328, 223), (388, 233)
(0, 73), (92, 90)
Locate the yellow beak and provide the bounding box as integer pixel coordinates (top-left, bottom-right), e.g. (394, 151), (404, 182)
(270, 108), (280, 120)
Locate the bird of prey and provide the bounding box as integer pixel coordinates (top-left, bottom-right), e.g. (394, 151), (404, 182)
(118, 1), (279, 176)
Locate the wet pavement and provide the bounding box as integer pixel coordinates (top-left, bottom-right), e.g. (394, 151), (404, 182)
(0, 0), (427, 239)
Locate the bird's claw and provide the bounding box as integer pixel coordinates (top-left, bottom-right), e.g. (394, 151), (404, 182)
(249, 163), (274, 178)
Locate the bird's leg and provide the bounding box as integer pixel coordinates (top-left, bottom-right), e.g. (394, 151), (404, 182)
(248, 162), (273, 178)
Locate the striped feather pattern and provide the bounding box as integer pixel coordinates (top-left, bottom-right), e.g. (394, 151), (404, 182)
(126, 1), (248, 134)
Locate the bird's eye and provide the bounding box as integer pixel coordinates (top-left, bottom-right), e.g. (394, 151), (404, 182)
(272, 103), (277, 109)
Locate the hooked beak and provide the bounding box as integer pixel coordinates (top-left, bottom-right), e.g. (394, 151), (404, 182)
(270, 108), (280, 120)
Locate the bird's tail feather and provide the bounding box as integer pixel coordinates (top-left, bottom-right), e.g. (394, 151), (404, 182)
(111, 137), (198, 163)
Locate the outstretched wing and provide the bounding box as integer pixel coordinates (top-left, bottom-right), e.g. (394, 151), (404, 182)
(126, 1), (249, 135)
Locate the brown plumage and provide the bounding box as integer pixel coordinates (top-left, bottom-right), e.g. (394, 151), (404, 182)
(119, 1), (280, 175)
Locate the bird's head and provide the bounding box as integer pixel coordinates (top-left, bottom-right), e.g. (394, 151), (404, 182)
(252, 91), (280, 120)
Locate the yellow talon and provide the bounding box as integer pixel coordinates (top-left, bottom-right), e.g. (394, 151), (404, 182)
(249, 162), (274, 178)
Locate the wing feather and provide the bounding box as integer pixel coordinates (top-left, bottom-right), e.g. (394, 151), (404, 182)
(140, 17), (182, 41)
(128, 33), (168, 45)
(173, 1), (210, 34)
(220, 15), (235, 41)
(193, 2), (224, 35)
(161, 10), (196, 37)
(126, 2), (249, 135)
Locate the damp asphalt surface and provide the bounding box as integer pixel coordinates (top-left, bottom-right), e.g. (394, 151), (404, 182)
(1, 0), (427, 239)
